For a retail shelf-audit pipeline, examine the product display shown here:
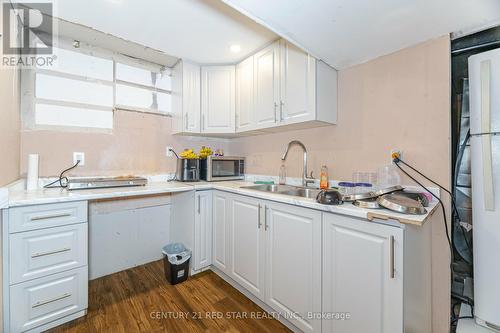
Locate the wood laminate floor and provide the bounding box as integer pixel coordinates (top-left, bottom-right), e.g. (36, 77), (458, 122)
(47, 260), (291, 333)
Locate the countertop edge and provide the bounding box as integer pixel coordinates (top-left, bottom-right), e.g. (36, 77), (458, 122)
(0, 188), (8, 209)
(4, 181), (438, 226)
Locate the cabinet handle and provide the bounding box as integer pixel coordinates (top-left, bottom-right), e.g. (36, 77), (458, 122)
(32, 292), (71, 308)
(198, 196), (201, 214)
(280, 101), (284, 121)
(389, 235), (395, 279)
(274, 102), (278, 122)
(30, 212), (71, 221)
(185, 114), (189, 130)
(32, 247), (71, 258)
(258, 204), (262, 229)
(264, 206), (269, 231)
(202, 115), (205, 131)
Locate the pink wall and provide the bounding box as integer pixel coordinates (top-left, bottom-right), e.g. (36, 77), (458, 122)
(0, 67), (20, 186)
(229, 35), (451, 332)
(20, 110), (230, 177)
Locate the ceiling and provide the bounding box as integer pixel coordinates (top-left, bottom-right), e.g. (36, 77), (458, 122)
(222, 0), (500, 69)
(48, 0), (277, 65)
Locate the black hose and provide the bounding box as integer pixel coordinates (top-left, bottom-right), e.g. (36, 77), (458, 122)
(43, 160), (80, 188)
(393, 160), (452, 254)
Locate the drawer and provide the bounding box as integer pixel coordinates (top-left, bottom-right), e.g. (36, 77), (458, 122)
(9, 201), (87, 233)
(10, 223), (88, 284)
(10, 266), (88, 332)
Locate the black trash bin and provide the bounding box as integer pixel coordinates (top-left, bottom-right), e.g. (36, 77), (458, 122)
(162, 243), (191, 285)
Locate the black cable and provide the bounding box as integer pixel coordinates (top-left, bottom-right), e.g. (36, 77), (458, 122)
(393, 159), (453, 254)
(169, 148), (180, 159)
(451, 316), (474, 325)
(394, 158), (479, 330)
(451, 302), (474, 325)
(43, 160), (80, 188)
(397, 158), (461, 219)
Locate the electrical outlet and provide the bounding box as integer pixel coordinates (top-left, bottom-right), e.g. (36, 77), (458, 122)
(73, 152), (85, 166)
(390, 149), (402, 163)
(166, 147), (174, 157)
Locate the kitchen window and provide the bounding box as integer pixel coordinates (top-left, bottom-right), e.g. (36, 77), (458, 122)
(21, 42), (172, 131)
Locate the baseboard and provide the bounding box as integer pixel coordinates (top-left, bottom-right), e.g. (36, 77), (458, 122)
(209, 266), (302, 333)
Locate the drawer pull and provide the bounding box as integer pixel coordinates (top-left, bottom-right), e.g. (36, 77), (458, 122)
(31, 212), (72, 221)
(32, 292), (71, 308)
(31, 247), (71, 258)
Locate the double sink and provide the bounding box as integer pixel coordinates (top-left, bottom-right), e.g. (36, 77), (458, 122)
(241, 184), (322, 199)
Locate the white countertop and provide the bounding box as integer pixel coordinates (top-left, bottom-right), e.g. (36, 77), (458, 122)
(0, 188), (8, 209)
(4, 180), (439, 226)
(7, 181), (194, 207)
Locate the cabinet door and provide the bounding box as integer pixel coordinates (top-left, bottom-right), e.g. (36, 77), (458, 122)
(322, 213), (403, 333)
(212, 191), (231, 274)
(183, 61), (201, 133)
(194, 191), (212, 271)
(265, 201), (321, 333)
(236, 56), (254, 132)
(201, 66), (235, 133)
(280, 40), (316, 124)
(230, 195), (266, 300)
(253, 41), (280, 129)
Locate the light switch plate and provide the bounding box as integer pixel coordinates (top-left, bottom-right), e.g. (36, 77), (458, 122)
(73, 152), (85, 166)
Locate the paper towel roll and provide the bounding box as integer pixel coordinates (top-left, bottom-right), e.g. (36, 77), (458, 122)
(27, 154), (39, 191)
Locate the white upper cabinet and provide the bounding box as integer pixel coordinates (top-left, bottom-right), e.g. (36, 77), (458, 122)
(252, 41), (281, 130)
(201, 66), (236, 133)
(173, 39), (337, 136)
(279, 40), (316, 124)
(172, 60), (201, 134)
(236, 39), (337, 133)
(236, 56), (255, 132)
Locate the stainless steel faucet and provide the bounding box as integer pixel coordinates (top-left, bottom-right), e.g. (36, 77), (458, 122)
(281, 140), (315, 188)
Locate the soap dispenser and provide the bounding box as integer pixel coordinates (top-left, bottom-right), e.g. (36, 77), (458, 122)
(320, 165), (329, 189)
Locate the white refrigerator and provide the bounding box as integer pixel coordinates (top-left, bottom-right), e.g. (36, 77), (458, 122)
(469, 48), (500, 332)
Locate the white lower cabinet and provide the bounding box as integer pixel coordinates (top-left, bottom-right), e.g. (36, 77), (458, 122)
(193, 191), (212, 271)
(230, 194), (266, 300)
(4, 201), (89, 333)
(212, 191), (321, 332)
(206, 191), (431, 333)
(10, 266), (88, 332)
(212, 191), (231, 275)
(265, 201), (322, 333)
(322, 213), (404, 333)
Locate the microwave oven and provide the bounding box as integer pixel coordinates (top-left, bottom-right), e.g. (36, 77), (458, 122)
(200, 156), (245, 181)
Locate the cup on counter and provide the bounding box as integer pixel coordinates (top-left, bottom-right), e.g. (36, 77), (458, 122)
(352, 171), (378, 193)
(367, 172), (378, 191)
